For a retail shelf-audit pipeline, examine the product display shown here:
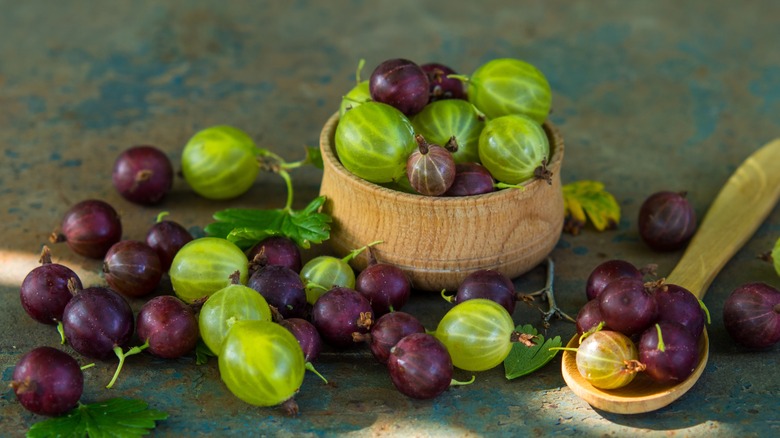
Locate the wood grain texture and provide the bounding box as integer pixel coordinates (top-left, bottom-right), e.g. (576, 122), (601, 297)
(561, 138), (780, 414)
(561, 330), (709, 415)
(319, 112), (565, 291)
(666, 138), (780, 298)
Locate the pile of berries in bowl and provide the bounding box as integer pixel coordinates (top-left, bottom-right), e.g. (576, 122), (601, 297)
(319, 57), (566, 290)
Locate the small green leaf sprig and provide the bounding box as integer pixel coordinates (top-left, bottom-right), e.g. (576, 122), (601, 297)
(27, 398), (168, 438)
(205, 145), (331, 250)
(504, 324), (562, 380)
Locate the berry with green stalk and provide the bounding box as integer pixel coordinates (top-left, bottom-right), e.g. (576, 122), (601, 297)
(339, 59), (371, 118)
(300, 241), (383, 305)
(60, 285), (148, 389)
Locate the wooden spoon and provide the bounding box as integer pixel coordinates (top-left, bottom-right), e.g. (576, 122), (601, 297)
(561, 138), (780, 414)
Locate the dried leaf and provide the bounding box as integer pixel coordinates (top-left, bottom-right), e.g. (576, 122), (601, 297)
(562, 180), (620, 235)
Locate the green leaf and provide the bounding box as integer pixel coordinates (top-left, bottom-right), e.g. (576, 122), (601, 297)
(772, 236), (780, 277)
(504, 324), (562, 380)
(205, 196), (331, 250)
(562, 180), (620, 235)
(305, 146), (324, 170)
(195, 339), (216, 365)
(27, 398), (168, 438)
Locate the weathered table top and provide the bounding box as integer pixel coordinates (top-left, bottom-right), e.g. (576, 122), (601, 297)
(1, 1), (778, 436)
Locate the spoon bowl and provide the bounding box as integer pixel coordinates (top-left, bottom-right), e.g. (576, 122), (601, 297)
(561, 138), (780, 414)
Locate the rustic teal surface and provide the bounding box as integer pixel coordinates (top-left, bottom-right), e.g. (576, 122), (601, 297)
(1, 1), (779, 437)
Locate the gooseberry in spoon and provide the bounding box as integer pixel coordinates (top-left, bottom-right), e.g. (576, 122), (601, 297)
(560, 330), (643, 390)
(638, 322), (699, 384)
(585, 259), (643, 301)
(560, 137), (780, 414)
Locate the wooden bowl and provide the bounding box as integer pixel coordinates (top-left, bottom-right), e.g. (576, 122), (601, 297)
(318, 112), (565, 291)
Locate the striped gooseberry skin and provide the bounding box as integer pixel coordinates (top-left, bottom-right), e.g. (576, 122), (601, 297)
(57, 199), (122, 259)
(219, 320), (305, 407)
(434, 298), (515, 372)
(169, 237), (249, 304)
(406, 138), (456, 196)
(300, 255), (356, 305)
(181, 125), (259, 200)
(411, 99), (485, 164)
(576, 330), (640, 389)
(335, 101), (416, 183)
(466, 58), (552, 124)
(339, 80), (370, 118)
(198, 283), (273, 355)
(478, 114), (550, 185)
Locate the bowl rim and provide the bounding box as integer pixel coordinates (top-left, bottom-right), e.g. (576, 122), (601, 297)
(319, 111), (564, 204)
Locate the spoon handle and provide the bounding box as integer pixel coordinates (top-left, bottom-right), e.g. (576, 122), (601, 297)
(667, 138), (780, 298)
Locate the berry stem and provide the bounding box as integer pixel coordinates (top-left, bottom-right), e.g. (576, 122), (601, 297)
(654, 324), (666, 352)
(279, 169), (295, 211)
(447, 73), (470, 84)
(624, 359), (647, 373)
(521, 257), (576, 327)
(255, 149), (302, 211)
(155, 211), (170, 223)
(699, 299), (713, 324)
(440, 288), (455, 304)
(510, 331), (537, 347)
(352, 332), (371, 343)
(305, 362), (329, 384)
(341, 95), (370, 105)
(414, 134), (430, 155)
(106, 340), (150, 389)
(449, 375), (476, 387)
(356, 312), (373, 330)
(49, 232), (67, 244)
(39, 245), (53, 265)
(354, 58), (365, 85)
(533, 158), (553, 185)
(281, 398), (299, 416)
(228, 270), (241, 285)
(549, 347), (579, 353)
(56, 321), (66, 345)
(366, 246), (379, 267)
(444, 136), (459, 153)
(494, 182), (526, 191)
(342, 241), (383, 263)
(579, 321), (606, 344)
